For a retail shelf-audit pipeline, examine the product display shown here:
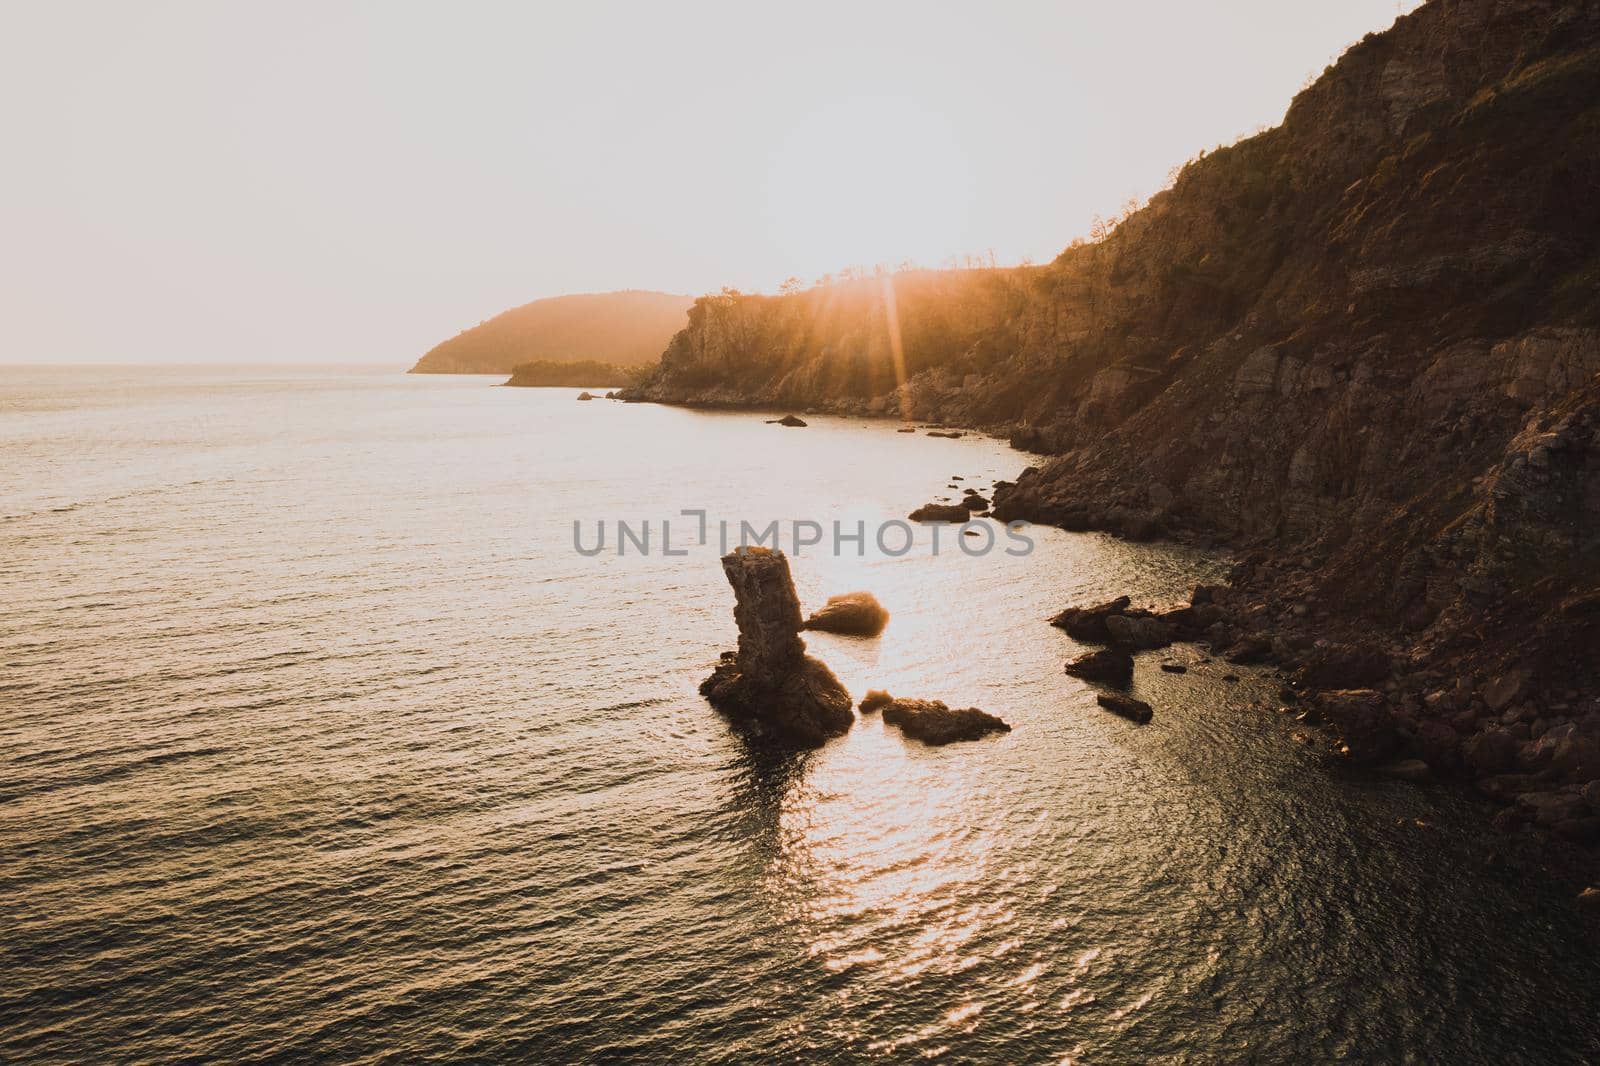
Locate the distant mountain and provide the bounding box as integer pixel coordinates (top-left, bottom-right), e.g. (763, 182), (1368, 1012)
(409, 290), (694, 374)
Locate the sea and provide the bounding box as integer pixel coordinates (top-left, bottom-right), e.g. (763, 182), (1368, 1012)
(2, 365), (1597, 1063)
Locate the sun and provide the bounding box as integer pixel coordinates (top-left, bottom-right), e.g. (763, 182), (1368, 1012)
(763, 95), (975, 281)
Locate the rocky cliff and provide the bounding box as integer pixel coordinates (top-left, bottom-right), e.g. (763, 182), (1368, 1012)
(631, 0), (1600, 826)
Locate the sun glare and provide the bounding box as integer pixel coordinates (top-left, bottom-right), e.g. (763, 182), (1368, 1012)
(764, 96), (975, 279)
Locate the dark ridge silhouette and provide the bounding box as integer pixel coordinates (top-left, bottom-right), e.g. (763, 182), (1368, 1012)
(502, 359), (650, 388)
(410, 289), (693, 374)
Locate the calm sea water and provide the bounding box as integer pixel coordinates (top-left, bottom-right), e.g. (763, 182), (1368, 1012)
(2, 365), (1597, 1064)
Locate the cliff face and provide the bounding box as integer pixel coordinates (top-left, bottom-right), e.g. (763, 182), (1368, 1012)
(631, 0), (1600, 802)
(636, 268), (1034, 415)
(411, 290), (693, 374)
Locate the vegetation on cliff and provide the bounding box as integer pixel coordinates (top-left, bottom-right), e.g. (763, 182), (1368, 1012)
(411, 290), (693, 374)
(502, 359), (650, 388)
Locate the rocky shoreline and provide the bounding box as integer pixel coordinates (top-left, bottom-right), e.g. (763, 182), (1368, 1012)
(1046, 571), (1600, 850)
(668, 399), (1600, 864)
(632, 0), (1600, 879)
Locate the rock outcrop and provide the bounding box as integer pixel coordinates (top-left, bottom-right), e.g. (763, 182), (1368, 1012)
(880, 698), (1011, 746)
(1315, 689), (1400, 764)
(909, 503), (973, 523)
(1063, 648), (1134, 687)
(1096, 692), (1153, 725)
(802, 591), (890, 637)
(1049, 597), (1132, 643)
(699, 548), (853, 747)
(859, 689), (894, 713)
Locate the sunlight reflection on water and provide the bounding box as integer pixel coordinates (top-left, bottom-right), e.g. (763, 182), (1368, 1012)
(2, 367), (1598, 1063)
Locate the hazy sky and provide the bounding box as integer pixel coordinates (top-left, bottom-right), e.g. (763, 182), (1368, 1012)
(1, 1), (1421, 365)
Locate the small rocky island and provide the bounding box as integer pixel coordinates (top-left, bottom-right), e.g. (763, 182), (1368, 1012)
(699, 547), (854, 747)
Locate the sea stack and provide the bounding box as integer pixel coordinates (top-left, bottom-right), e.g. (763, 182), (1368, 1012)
(700, 547), (854, 747)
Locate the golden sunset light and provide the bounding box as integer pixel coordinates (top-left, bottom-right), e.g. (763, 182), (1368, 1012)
(5, 1), (1600, 1063)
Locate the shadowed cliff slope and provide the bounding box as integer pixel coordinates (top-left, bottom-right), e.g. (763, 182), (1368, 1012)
(411, 290), (693, 374)
(631, 0), (1600, 816)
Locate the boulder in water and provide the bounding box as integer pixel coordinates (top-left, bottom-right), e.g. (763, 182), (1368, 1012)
(767, 414), (808, 427)
(803, 591), (889, 637)
(1095, 692), (1153, 724)
(576, 391), (596, 401)
(1049, 596), (1131, 644)
(909, 502), (972, 522)
(881, 698), (1010, 745)
(1063, 647), (1134, 686)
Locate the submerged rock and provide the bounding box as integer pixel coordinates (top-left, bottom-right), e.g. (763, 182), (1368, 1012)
(881, 698), (1011, 745)
(896, 426), (916, 433)
(961, 494), (989, 510)
(767, 414), (808, 427)
(1095, 692), (1153, 724)
(803, 591), (889, 637)
(1376, 758), (1432, 783)
(909, 502), (972, 522)
(926, 430), (963, 439)
(1063, 647), (1134, 686)
(859, 689), (893, 713)
(699, 547), (853, 747)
